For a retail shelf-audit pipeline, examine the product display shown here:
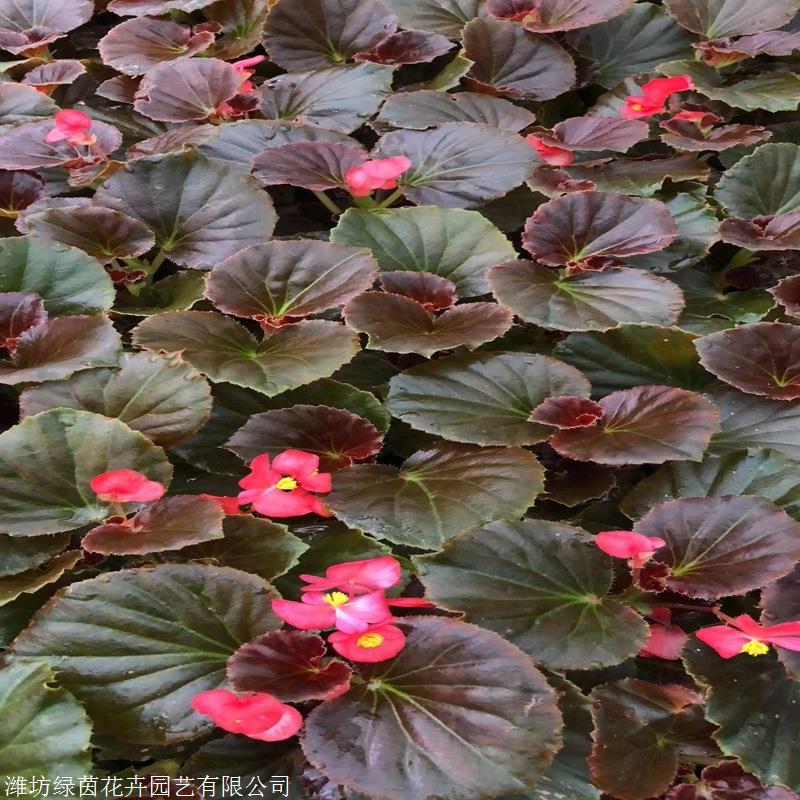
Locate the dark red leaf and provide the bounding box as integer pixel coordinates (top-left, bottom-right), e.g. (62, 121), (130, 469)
(668, 760), (800, 800)
(719, 213), (800, 251)
(0, 292), (47, 350)
(251, 141), (367, 190)
(0, 0), (92, 54)
(0, 171), (45, 215)
(22, 60), (86, 88)
(770, 275), (800, 318)
(379, 271), (456, 311)
(529, 395), (604, 428)
(661, 118), (770, 151)
(356, 29), (453, 64)
(536, 116), (649, 153)
(522, 0), (636, 32)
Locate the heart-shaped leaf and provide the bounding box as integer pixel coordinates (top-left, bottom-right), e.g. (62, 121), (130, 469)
(228, 630), (352, 702)
(331, 206), (516, 296)
(0, 550), (81, 606)
(95, 153), (276, 270)
(303, 616), (562, 800)
(264, 0), (397, 70)
(637, 496), (800, 599)
(684, 641), (800, 792)
(762, 565), (800, 680)
(375, 122), (536, 208)
(133, 313), (359, 396)
(98, 17), (216, 75)
(0, 0), (92, 53)
(417, 519), (648, 669)
(550, 385), (720, 465)
(251, 141), (368, 190)
(623, 449), (800, 523)
(553, 325), (713, 395)
(567, 4), (694, 89)
(0, 661), (92, 780)
(10, 564), (279, 744)
(0, 315), (120, 386)
(696, 323), (800, 400)
(0, 409), (171, 536)
(82, 495), (224, 555)
(536, 117), (649, 153)
(344, 293), (512, 356)
(376, 90), (537, 132)
(523, 192), (678, 267)
(206, 239), (377, 325)
(327, 442), (544, 548)
(489, 261), (685, 332)
(226, 404), (383, 470)
(463, 17), (574, 100)
(719, 212), (800, 250)
(259, 63), (393, 133)
(514, 0), (636, 32)
(25, 206), (155, 263)
(386, 351), (590, 446)
(19, 353), (212, 448)
(0, 237), (114, 316)
(664, 0), (799, 38)
(382, 0), (482, 36)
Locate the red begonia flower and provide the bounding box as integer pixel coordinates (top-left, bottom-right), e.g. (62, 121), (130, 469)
(639, 609), (689, 660)
(345, 157), (412, 197)
(621, 75), (694, 119)
(328, 622), (406, 662)
(198, 494), (242, 515)
(191, 689), (302, 742)
(386, 597), (436, 608)
(272, 589), (393, 633)
(525, 135), (574, 167)
(696, 614), (800, 658)
(237, 450), (332, 518)
(45, 109), (96, 146)
(300, 556), (402, 595)
(594, 530), (666, 569)
(231, 54), (265, 93)
(90, 469), (166, 503)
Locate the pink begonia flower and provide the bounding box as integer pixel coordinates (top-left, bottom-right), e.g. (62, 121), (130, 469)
(272, 589), (393, 633)
(525, 135), (574, 167)
(345, 157), (412, 197)
(238, 450), (332, 518)
(90, 469), (165, 503)
(639, 609), (689, 660)
(231, 55), (264, 93)
(300, 556), (402, 595)
(45, 109), (96, 146)
(198, 494), (242, 515)
(386, 597), (436, 608)
(328, 622), (406, 663)
(191, 689), (302, 742)
(696, 614), (800, 658)
(620, 75), (694, 119)
(594, 530), (666, 569)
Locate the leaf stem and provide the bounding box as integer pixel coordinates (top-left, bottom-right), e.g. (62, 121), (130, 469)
(726, 247), (754, 270)
(312, 190), (343, 216)
(377, 187), (405, 209)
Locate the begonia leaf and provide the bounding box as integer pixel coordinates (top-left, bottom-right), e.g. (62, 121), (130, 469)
(21, 60), (85, 89)
(379, 271), (456, 309)
(19, 353), (212, 448)
(719, 212), (800, 251)
(0, 237), (114, 316)
(264, 0), (397, 70)
(356, 29), (453, 64)
(0, 0), (92, 54)
(10, 564), (279, 744)
(684, 641), (800, 792)
(206, 239), (377, 324)
(522, 192), (678, 267)
(668, 761), (800, 800)
(661, 119), (770, 152)
(25, 206), (155, 263)
(0, 291), (45, 343)
(183, 736), (300, 786)
(125, 124), (215, 160)
(0, 661), (92, 781)
(553, 325), (713, 395)
(226, 404), (383, 470)
(0, 171), (44, 217)
(326, 442), (544, 548)
(671, 269), (774, 326)
(537, 117), (649, 153)
(82, 495), (224, 555)
(462, 17), (575, 100)
(331, 206), (516, 296)
(203, 0), (268, 59)
(695, 323), (800, 400)
(0, 550), (81, 606)
(228, 630), (352, 702)
(771, 275), (800, 318)
(762, 565), (800, 680)
(550, 385), (719, 465)
(514, 0), (636, 32)
(663, 0), (800, 38)
(488, 261), (685, 331)
(0, 534), (69, 578)
(98, 17), (217, 76)
(133, 313), (358, 396)
(259, 63), (393, 133)
(95, 153), (276, 269)
(0, 409), (171, 536)
(303, 617), (562, 800)
(374, 122), (536, 208)
(113, 273), (206, 316)
(382, 0), (482, 36)
(385, 351), (590, 446)
(637, 496), (800, 599)
(417, 519), (648, 669)
(107, 0), (217, 17)
(0, 84), (57, 128)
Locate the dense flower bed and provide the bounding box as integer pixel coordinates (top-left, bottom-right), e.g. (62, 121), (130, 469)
(2, 0), (800, 797)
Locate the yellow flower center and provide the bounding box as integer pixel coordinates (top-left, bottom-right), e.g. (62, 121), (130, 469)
(322, 591), (349, 607)
(275, 477), (298, 491)
(740, 639), (770, 657)
(631, 103), (642, 111)
(357, 632), (384, 649)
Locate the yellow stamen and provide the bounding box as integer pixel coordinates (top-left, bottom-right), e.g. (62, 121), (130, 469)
(357, 632), (384, 649)
(740, 639), (770, 657)
(275, 476), (298, 491)
(322, 591), (349, 607)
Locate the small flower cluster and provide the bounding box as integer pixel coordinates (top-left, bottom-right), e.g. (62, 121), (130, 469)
(620, 75), (695, 119)
(273, 555), (432, 662)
